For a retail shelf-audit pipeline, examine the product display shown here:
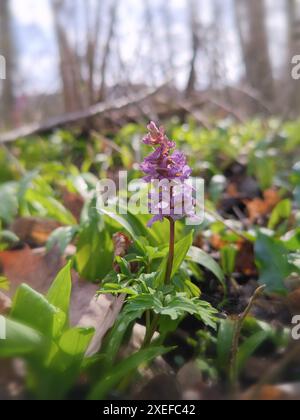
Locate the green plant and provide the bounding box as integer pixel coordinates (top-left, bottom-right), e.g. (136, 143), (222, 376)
(97, 123), (219, 362)
(0, 263), (94, 399)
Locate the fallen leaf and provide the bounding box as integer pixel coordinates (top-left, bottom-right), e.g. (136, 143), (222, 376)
(61, 189), (84, 222)
(242, 384), (300, 401)
(11, 218), (61, 247)
(244, 189), (280, 222)
(210, 234), (227, 250)
(70, 274), (125, 356)
(235, 241), (258, 277)
(226, 183), (239, 198)
(287, 289), (300, 316)
(0, 246), (63, 295)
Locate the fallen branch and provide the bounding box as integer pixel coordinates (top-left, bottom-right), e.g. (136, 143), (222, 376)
(0, 83), (170, 143)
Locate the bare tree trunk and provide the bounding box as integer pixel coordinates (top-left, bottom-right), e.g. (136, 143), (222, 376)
(161, 3), (175, 78)
(209, 0), (225, 87)
(0, 0), (14, 128)
(234, 0), (274, 109)
(99, 0), (119, 102)
(287, 0), (300, 114)
(51, 0), (83, 112)
(83, 0), (103, 105)
(185, 0), (201, 97)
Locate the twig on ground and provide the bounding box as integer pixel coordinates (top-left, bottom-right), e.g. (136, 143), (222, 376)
(0, 83), (171, 144)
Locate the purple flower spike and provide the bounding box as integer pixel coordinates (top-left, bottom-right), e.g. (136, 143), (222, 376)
(140, 122), (197, 226)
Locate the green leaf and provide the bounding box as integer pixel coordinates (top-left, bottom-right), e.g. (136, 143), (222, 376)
(217, 319), (235, 371)
(253, 156), (275, 190)
(57, 327), (94, 362)
(89, 346), (170, 400)
(282, 229), (300, 251)
(268, 199), (292, 230)
(0, 317), (45, 358)
(47, 262), (72, 316)
(17, 170), (39, 203)
(100, 207), (158, 249)
(34, 327), (94, 400)
(127, 292), (217, 329)
(255, 233), (294, 293)
(0, 230), (20, 245)
(221, 246), (238, 277)
(237, 331), (269, 374)
(188, 246), (225, 286)
(46, 226), (79, 254)
(0, 276), (10, 291)
(0, 183), (18, 224)
(25, 189), (76, 225)
(173, 270), (201, 297)
(100, 283), (137, 296)
(115, 257), (131, 276)
(156, 231), (194, 287)
(76, 219), (114, 281)
(11, 284), (65, 338)
(148, 218), (184, 246)
(102, 308), (143, 368)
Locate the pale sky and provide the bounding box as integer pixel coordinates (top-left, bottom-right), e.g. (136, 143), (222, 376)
(10, 0), (287, 95)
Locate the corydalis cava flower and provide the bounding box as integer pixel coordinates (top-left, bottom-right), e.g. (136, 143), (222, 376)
(140, 122), (197, 227)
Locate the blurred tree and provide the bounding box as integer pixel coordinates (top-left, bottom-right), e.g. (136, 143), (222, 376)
(84, 0), (103, 104)
(161, 2), (175, 79)
(51, 0), (83, 112)
(287, 0), (300, 113)
(234, 0), (274, 110)
(185, 0), (202, 97)
(0, 0), (14, 128)
(99, 0), (119, 102)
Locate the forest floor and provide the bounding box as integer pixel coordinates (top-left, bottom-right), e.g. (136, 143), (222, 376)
(0, 118), (300, 400)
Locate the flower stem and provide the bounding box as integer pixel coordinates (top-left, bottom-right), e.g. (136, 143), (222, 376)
(142, 313), (160, 348)
(165, 218), (175, 285)
(143, 219), (175, 348)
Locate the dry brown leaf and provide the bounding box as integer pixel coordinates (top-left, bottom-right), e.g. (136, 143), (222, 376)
(61, 189), (84, 222)
(210, 234), (227, 250)
(0, 246), (63, 295)
(242, 384), (300, 401)
(70, 273), (125, 356)
(226, 182), (240, 198)
(287, 289), (300, 316)
(235, 240), (257, 277)
(244, 189), (281, 222)
(11, 217), (61, 247)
